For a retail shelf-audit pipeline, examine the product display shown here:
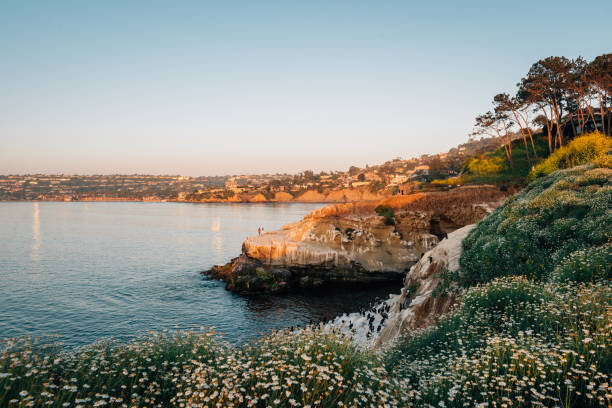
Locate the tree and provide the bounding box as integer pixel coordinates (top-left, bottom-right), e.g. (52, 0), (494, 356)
(588, 53), (612, 134)
(518, 57), (574, 152)
(348, 166), (360, 176)
(428, 155), (443, 178)
(268, 180), (281, 191)
(473, 110), (514, 169)
(494, 93), (537, 163)
(568, 57), (598, 134)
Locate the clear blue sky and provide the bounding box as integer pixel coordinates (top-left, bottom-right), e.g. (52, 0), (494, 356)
(1, 1), (611, 176)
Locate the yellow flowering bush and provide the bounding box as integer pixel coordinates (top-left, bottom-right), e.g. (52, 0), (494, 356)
(466, 154), (506, 176)
(529, 132), (612, 180)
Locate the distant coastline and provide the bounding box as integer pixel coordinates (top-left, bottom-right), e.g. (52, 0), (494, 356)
(0, 194), (386, 204)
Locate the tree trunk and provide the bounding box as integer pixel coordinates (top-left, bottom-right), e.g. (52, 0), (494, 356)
(576, 100), (585, 133)
(583, 102), (597, 133)
(501, 122), (514, 170)
(511, 110), (531, 164)
(540, 105), (554, 154)
(551, 100), (564, 149)
(598, 91), (605, 134)
(518, 110), (538, 159)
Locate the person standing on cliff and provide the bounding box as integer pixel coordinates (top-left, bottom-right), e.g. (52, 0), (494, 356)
(258, 227), (261, 236)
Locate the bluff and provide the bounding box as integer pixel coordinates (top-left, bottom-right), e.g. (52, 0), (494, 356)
(326, 224), (474, 346)
(205, 186), (509, 294)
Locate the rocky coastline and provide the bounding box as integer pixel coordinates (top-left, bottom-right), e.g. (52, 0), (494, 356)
(204, 186), (510, 294)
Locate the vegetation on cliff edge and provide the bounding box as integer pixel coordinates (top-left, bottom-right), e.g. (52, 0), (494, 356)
(460, 164), (612, 285)
(386, 164), (611, 407)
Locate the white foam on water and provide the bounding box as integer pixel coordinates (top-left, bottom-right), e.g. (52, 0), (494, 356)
(324, 293), (400, 346)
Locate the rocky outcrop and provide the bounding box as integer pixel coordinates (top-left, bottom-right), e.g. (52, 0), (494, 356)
(374, 224), (473, 346)
(325, 224), (474, 347)
(205, 186), (508, 294)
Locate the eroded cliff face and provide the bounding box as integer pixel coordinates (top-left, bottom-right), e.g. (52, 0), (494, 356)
(205, 186), (508, 294)
(185, 186), (391, 203)
(326, 224), (474, 347)
(374, 224), (473, 346)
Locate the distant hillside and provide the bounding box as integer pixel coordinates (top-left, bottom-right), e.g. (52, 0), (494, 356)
(0, 135), (506, 202)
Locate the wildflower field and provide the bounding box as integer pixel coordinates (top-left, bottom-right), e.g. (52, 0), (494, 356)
(2, 164), (610, 407)
(386, 278), (611, 407)
(0, 328), (408, 407)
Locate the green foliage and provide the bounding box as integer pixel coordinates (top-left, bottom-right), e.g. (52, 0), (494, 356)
(387, 278), (556, 371)
(465, 154), (506, 176)
(0, 331), (222, 407)
(386, 277), (612, 407)
(369, 182), (385, 192)
(431, 268), (460, 298)
(386, 162), (612, 406)
(254, 267), (274, 282)
(529, 132), (612, 180)
(461, 133), (550, 184)
(460, 166), (612, 285)
(374, 205), (395, 225)
(0, 328), (407, 407)
(552, 243), (612, 283)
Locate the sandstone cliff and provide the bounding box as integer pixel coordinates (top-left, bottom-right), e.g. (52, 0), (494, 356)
(185, 186), (391, 203)
(326, 224), (474, 347)
(375, 224), (473, 345)
(205, 186), (508, 294)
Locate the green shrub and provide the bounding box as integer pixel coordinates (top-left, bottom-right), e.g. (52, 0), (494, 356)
(465, 154), (506, 176)
(0, 331), (222, 407)
(460, 166), (612, 285)
(386, 278), (612, 407)
(1, 328), (408, 408)
(374, 205), (395, 225)
(529, 132), (612, 180)
(552, 243), (612, 283)
(386, 278), (557, 372)
(460, 133), (550, 184)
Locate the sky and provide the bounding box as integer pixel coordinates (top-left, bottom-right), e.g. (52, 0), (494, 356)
(1, 1), (611, 176)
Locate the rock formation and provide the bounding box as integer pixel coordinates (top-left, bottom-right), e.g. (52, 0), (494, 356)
(189, 186), (391, 203)
(374, 224), (473, 346)
(324, 224), (474, 346)
(205, 186), (508, 294)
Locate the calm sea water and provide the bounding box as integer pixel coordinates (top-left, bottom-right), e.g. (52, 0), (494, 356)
(0, 202), (397, 346)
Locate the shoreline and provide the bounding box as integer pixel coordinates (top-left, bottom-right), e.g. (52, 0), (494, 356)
(0, 198), (350, 204)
